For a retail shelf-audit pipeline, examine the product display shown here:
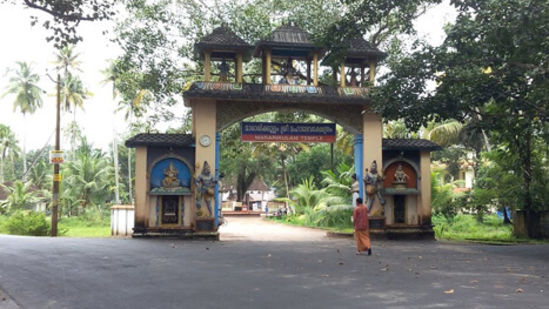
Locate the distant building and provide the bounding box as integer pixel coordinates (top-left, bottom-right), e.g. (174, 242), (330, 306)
(221, 178), (276, 211)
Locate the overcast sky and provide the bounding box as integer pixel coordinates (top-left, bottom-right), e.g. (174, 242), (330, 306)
(0, 2), (457, 152)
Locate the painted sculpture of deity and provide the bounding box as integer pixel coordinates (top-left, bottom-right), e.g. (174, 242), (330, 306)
(162, 163), (180, 188)
(194, 161), (217, 217)
(363, 160), (386, 214)
(393, 164), (409, 184)
(351, 173), (360, 207)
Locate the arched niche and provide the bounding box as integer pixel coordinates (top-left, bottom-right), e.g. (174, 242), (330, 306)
(149, 158), (192, 190)
(383, 161), (417, 189)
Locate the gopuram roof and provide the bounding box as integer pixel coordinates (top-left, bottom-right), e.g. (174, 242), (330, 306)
(195, 26), (252, 51)
(194, 26), (253, 60)
(125, 134), (194, 148)
(382, 139), (442, 151)
(254, 24), (322, 58)
(346, 36), (387, 63)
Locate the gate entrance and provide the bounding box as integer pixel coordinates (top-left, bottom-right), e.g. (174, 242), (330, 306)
(127, 24), (440, 239)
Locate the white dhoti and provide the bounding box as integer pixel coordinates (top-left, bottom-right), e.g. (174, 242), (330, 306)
(352, 192), (359, 207)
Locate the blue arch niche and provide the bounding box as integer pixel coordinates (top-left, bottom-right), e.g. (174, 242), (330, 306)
(150, 158), (192, 189)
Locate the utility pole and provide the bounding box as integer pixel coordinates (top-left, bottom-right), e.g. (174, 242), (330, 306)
(51, 73), (61, 237)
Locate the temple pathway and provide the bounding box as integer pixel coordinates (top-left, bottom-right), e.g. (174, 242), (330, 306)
(219, 215), (328, 241)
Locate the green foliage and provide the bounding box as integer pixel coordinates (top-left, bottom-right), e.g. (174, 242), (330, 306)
(321, 162), (354, 199)
(2, 210), (50, 236)
(433, 214), (514, 242)
(373, 0), (549, 230)
(2, 61), (43, 115)
(430, 169), (463, 220)
(0, 181), (40, 214)
(287, 143), (352, 188)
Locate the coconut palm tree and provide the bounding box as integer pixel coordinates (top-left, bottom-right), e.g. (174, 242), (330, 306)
(2, 62), (44, 179)
(0, 125), (20, 183)
(54, 45), (82, 80)
(101, 62), (122, 204)
(0, 181), (39, 214)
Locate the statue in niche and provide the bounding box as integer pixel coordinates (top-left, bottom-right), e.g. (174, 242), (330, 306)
(162, 162), (181, 188)
(363, 160), (386, 215)
(218, 60), (229, 82)
(279, 58), (299, 85)
(349, 69), (358, 87)
(351, 173), (360, 207)
(392, 164), (409, 189)
(194, 161), (217, 217)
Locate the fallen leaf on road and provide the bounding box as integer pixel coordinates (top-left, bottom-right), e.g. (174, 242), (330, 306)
(338, 262), (344, 265)
(418, 256), (423, 259)
(520, 277), (527, 283)
(206, 247), (209, 250)
(380, 267), (388, 271)
(337, 249), (340, 253)
(516, 288), (524, 293)
(470, 280), (479, 284)
(444, 289), (454, 294)
(429, 266), (438, 269)
(408, 268), (413, 272)
(267, 254), (272, 258)
(317, 259), (323, 263)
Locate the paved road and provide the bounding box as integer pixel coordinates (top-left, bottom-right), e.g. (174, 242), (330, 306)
(0, 217), (548, 309)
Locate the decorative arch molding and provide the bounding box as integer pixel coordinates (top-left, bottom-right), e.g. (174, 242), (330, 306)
(148, 154), (194, 191)
(216, 101), (365, 134)
(382, 157), (421, 180)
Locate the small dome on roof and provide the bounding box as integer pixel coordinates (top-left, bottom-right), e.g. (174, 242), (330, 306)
(194, 26), (253, 61)
(254, 24), (323, 59)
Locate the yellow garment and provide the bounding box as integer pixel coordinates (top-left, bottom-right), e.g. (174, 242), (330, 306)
(355, 230), (371, 252)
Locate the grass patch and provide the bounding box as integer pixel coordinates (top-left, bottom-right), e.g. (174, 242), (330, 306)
(57, 216), (110, 237)
(432, 214), (526, 243)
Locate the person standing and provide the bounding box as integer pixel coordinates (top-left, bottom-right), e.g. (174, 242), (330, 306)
(353, 197), (371, 256)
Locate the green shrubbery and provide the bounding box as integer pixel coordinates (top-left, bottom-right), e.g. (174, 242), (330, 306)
(2, 210), (50, 236)
(433, 214), (514, 241)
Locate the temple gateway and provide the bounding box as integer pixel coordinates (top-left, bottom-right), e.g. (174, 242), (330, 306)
(126, 24), (441, 239)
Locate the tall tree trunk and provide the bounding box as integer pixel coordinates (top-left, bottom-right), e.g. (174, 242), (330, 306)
(522, 130), (535, 238)
(111, 82), (120, 204)
(281, 157), (289, 199)
(22, 115), (27, 182)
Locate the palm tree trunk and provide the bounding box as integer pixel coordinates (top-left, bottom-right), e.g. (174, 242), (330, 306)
(111, 82), (120, 204)
(22, 116), (27, 182)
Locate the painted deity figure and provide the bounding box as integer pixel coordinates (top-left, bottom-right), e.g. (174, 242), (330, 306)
(278, 59), (299, 85)
(218, 60), (229, 82)
(162, 163), (180, 188)
(351, 173), (360, 208)
(393, 164), (409, 184)
(194, 161), (217, 217)
(363, 160), (386, 214)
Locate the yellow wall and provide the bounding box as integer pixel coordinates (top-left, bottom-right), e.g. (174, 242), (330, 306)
(134, 146), (148, 227)
(191, 99), (217, 218)
(419, 151), (432, 224)
(362, 111), (384, 216)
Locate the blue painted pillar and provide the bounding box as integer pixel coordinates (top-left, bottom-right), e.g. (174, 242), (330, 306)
(214, 133), (221, 226)
(354, 134), (364, 199)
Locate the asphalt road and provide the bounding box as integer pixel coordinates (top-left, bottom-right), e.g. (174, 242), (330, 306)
(0, 217), (548, 309)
